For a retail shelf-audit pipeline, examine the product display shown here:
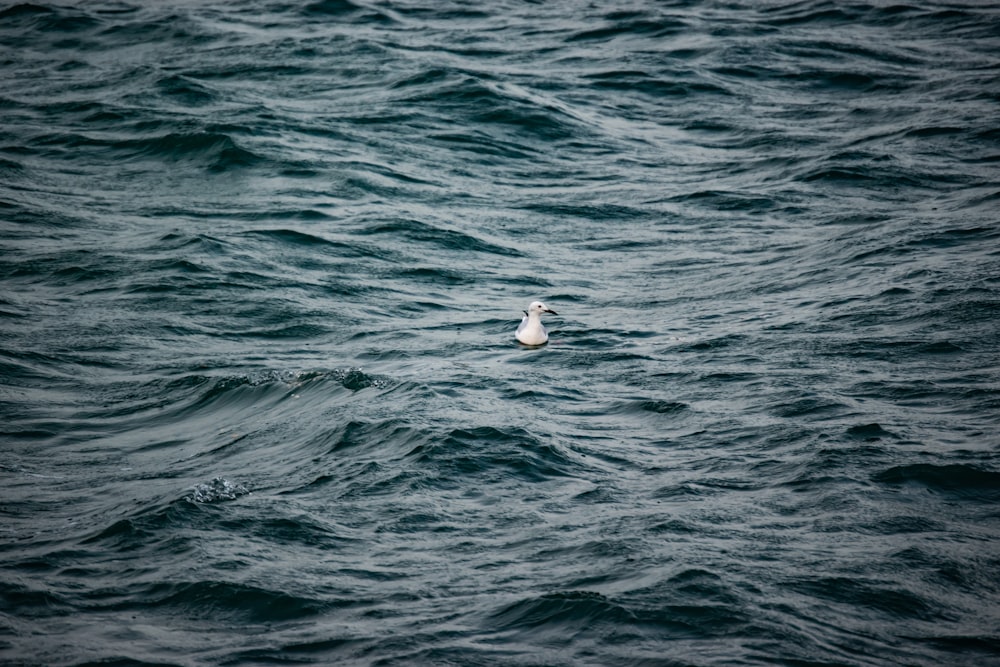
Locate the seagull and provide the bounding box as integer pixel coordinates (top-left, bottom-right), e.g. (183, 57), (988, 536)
(516, 301), (558, 346)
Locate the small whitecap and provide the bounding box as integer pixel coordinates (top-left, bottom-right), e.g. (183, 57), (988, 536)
(191, 476), (251, 503)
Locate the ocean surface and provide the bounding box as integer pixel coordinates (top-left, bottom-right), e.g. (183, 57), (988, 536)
(2, 1), (999, 665)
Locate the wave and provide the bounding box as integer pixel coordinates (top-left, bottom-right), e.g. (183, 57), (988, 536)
(585, 69), (733, 99)
(79, 579), (333, 624)
(0, 3), (98, 35)
(396, 73), (589, 146)
(873, 463), (1000, 502)
(358, 217), (523, 257)
(491, 578), (752, 645)
(118, 132), (266, 171)
(25, 130), (266, 172)
(302, 0), (392, 23)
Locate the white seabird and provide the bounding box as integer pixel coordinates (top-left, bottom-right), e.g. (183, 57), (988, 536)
(516, 301), (558, 346)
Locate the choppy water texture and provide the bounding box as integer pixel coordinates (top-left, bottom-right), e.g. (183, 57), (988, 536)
(2, 1), (1000, 665)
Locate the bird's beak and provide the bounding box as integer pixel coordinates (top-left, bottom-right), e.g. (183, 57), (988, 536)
(546, 309), (558, 315)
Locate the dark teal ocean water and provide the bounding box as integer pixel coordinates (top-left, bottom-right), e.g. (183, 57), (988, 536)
(2, 1), (1000, 665)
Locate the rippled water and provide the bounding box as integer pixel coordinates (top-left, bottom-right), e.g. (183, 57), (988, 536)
(2, 1), (1000, 665)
